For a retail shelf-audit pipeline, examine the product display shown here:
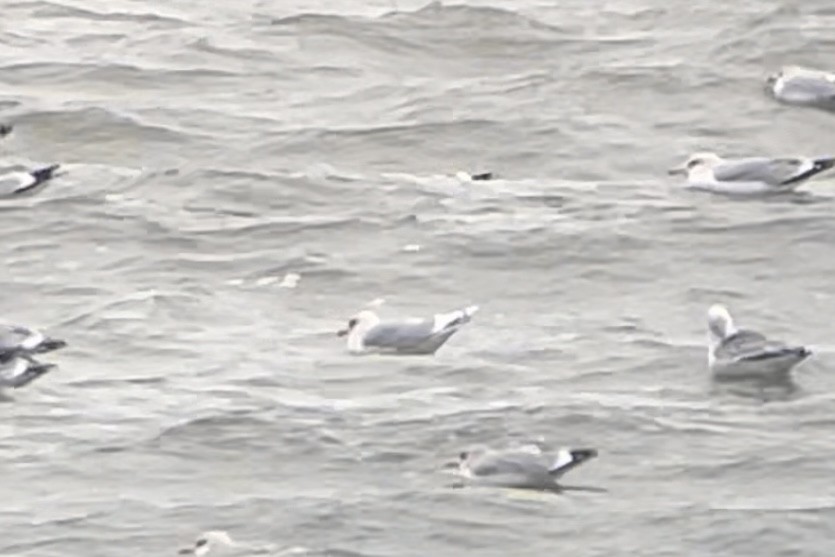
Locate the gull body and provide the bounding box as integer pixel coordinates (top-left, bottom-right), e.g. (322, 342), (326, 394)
(337, 305), (479, 355)
(449, 444), (598, 492)
(669, 152), (835, 195)
(707, 304), (810, 380)
(766, 66), (835, 110)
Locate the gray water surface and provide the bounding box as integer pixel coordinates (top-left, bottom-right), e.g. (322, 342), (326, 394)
(3, 1), (835, 556)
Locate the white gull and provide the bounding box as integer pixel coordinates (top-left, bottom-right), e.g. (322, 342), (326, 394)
(447, 444), (598, 492)
(766, 66), (835, 110)
(337, 305), (479, 355)
(707, 304), (810, 380)
(668, 152), (835, 195)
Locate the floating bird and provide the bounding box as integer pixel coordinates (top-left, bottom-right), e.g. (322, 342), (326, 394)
(337, 305), (479, 355)
(766, 66), (835, 111)
(668, 152), (835, 195)
(707, 304), (811, 380)
(0, 164), (62, 197)
(447, 444), (598, 492)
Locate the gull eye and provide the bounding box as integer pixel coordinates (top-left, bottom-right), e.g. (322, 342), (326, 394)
(459, 451), (468, 460)
(687, 158), (701, 169)
(347, 318), (358, 329)
(195, 539), (208, 548)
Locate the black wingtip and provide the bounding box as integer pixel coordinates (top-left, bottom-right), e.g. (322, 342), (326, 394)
(29, 164), (61, 185)
(815, 158), (835, 172)
(781, 158), (835, 186)
(570, 448), (599, 463)
(0, 124), (13, 138)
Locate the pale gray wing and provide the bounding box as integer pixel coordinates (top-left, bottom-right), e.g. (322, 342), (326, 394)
(716, 329), (805, 363)
(781, 74), (835, 104)
(712, 158), (807, 186)
(363, 320), (451, 352)
(469, 450), (550, 478)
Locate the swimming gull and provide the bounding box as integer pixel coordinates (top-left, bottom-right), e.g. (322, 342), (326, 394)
(0, 322), (67, 361)
(178, 531), (237, 556)
(447, 444), (598, 492)
(336, 305), (479, 355)
(766, 66), (835, 110)
(707, 304), (810, 380)
(0, 354), (55, 390)
(0, 164), (62, 197)
(668, 152), (835, 195)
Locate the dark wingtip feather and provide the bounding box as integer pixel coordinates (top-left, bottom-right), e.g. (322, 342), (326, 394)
(814, 157), (835, 170)
(0, 124), (13, 137)
(781, 158), (835, 186)
(30, 164), (60, 184)
(570, 448), (599, 463)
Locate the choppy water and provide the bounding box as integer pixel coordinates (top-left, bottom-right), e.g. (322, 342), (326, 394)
(3, 0), (835, 555)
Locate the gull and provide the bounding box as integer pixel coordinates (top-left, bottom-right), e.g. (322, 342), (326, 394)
(336, 305), (479, 355)
(447, 444), (599, 492)
(707, 304), (811, 380)
(766, 66), (835, 110)
(0, 322), (67, 361)
(178, 531), (237, 556)
(668, 152), (835, 195)
(0, 164), (62, 197)
(0, 354), (55, 390)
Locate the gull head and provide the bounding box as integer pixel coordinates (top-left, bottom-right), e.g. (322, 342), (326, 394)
(448, 445), (490, 475)
(707, 304), (736, 339)
(766, 68), (783, 89)
(336, 310), (380, 338)
(178, 531), (236, 556)
(668, 152), (724, 177)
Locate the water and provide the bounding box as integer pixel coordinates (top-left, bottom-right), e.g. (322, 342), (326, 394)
(3, 0), (835, 555)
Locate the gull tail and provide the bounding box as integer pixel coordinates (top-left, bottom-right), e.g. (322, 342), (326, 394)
(548, 448), (599, 478)
(15, 164), (61, 194)
(432, 305), (479, 334)
(33, 337), (68, 354)
(5, 360), (55, 389)
(783, 157), (835, 185)
(30, 164), (61, 185)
